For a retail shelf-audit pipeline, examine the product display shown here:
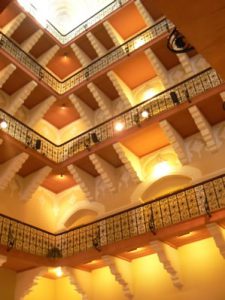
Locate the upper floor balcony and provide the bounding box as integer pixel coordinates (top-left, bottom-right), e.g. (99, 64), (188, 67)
(0, 18), (173, 95)
(0, 67), (223, 164)
(0, 172), (225, 262)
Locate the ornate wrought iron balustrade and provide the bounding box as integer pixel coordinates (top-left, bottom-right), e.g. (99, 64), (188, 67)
(60, 68), (222, 162)
(0, 174), (225, 257)
(0, 68), (223, 162)
(0, 18), (172, 94)
(22, 0), (130, 45)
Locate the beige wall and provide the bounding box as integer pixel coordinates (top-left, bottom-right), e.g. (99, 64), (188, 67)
(21, 237), (225, 300)
(0, 268), (16, 300)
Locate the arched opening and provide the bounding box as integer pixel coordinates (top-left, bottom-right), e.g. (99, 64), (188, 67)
(64, 209), (98, 228)
(142, 175), (192, 202)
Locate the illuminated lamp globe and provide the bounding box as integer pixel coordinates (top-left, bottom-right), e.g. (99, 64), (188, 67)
(0, 120), (8, 129)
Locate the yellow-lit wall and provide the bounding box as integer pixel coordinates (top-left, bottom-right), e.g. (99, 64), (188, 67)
(24, 277), (55, 300)
(24, 237), (225, 300)
(0, 268), (16, 300)
(55, 277), (81, 300)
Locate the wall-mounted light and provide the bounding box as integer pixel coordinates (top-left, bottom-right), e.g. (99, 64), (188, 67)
(153, 160), (171, 179)
(0, 120), (8, 129)
(114, 121), (124, 132)
(134, 37), (145, 50)
(141, 109), (149, 119)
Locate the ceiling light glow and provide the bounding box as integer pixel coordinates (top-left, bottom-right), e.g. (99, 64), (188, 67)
(153, 161), (171, 179)
(55, 267), (63, 278)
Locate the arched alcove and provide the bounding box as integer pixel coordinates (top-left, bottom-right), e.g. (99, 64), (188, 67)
(142, 175), (192, 202)
(64, 209), (98, 228)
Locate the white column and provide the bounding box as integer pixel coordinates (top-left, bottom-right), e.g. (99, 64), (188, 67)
(160, 120), (190, 164)
(90, 154), (117, 192)
(71, 43), (92, 67)
(15, 267), (48, 300)
(103, 21), (124, 47)
(68, 165), (95, 201)
(102, 255), (133, 300)
(88, 82), (112, 119)
(145, 48), (171, 88)
(21, 29), (44, 53)
(0, 153), (29, 190)
(19, 166), (52, 202)
(0, 64), (16, 88)
(189, 105), (218, 152)
(6, 81), (37, 115)
(113, 142), (143, 183)
(86, 32), (107, 57)
(150, 241), (182, 289)
(26, 96), (56, 127)
(38, 45), (59, 67)
(135, 0), (154, 26)
(69, 94), (95, 128)
(2, 13), (26, 37)
(107, 71), (134, 108)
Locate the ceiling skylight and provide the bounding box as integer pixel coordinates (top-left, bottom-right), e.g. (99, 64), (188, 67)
(17, 0), (113, 34)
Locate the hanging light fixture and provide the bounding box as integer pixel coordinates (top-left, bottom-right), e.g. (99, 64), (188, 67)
(167, 28), (194, 53)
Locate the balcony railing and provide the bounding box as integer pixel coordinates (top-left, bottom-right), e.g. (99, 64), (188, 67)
(0, 68), (223, 163)
(19, 0), (130, 45)
(0, 173), (225, 257)
(0, 18), (172, 94)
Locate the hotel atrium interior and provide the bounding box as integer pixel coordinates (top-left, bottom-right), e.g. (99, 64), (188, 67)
(1, 0), (225, 299)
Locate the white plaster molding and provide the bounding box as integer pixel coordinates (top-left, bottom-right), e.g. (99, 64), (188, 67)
(62, 267), (90, 300)
(102, 255), (134, 300)
(145, 48), (171, 88)
(0, 255), (7, 267)
(0, 64), (16, 88)
(26, 95), (56, 127)
(131, 164), (202, 203)
(220, 91), (225, 103)
(176, 53), (194, 75)
(38, 45), (60, 67)
(69, 93), (95, 128)
(15, 267), (48, 300)
(6, 81), (37, 115)
(86, 32), (107, 57)
(90, 153), (117, 192)
(58, 200), (105, 231)
(2, 13), (26, 37)
(107, 71), (134, 108)
(134, 0), (154, 26)
(21, 29), (44, 53)
(19, 166), (52, 202)
(103, 21), (124, 46)
(88, 82), (112, 119)
(207, 223), (225, 259)
(160, 120), (189, 164)
(150, 241), (182, 289)
(71, 43), (91, 67)
(188, 105), (218, 152)
(68, 164), (95, 201)
(0, 153), (29, 190)
(113, 142), (143, 183)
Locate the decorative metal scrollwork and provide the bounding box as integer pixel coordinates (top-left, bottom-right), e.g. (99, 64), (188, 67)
(167, 28), (194, 53)
(92, 226), (101, 251)
(149, 207), (156, 235)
